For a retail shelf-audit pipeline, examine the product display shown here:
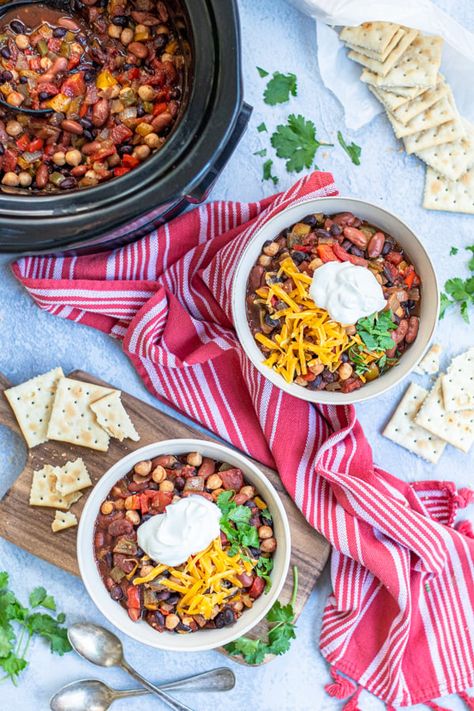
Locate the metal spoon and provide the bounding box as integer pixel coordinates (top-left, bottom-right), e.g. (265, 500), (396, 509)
(68, 623), (193, 711)
(50, 668), (236, 711)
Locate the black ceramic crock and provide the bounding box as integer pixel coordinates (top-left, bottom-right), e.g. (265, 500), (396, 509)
(0, 0), (251, 253)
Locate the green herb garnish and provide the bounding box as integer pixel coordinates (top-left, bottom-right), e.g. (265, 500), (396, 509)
(253, 148), (267, 157)
(217, 491), (260, 553)
(257, 122), (267, 133)
(256, 66), (269, 78)
(348, 344), (370, 377)
(337, 130), (361, 166)
(450, 246), (459, 256)
(440, 245), (474, 322)
(264, 72), (297, 106)
(271, 114), (332, 173)
(256, 556), (274, 592)
(356, 310), (397, 352)
(225, 566), (298, 664)
(262, 159), (279, 185)
(0, 573), (71, 685)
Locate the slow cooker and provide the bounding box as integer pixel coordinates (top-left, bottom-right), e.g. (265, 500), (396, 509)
(0, 0), (251, 253)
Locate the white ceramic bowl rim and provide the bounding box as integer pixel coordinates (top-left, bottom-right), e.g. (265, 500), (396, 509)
(232, 195), (440, 405)
(77, 438), (291, 652)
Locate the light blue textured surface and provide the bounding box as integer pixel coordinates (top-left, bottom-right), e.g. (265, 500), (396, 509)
(0, 0), (473, 708)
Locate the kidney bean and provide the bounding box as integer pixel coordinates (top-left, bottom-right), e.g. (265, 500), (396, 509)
(71, 165), (88, 177)
(343, 226), (368, 249)
(94, 530), (105, 548)
(220, 468), (244, 491)
(332, 212), (356, 227)
(391, 319), (408, 344)
(35, 163), (49, 189)
(61, 119), (84, 135)
(59, 177), (77, 190)
(197, 457), (215, 477)
(151, 111), (173, 133)
(41, 56), (68, 81)
(405, 316), (419, 344)
(248, 576), (265, 600)
(58, 17), (80, 30)
(92, 98), (110, 127)
(386, 251), (403, 265)
(128, 41), (148, 58)
(341, 378), (363, 394)
(108, 518), (133, 536)
(367, 231), (385, 258)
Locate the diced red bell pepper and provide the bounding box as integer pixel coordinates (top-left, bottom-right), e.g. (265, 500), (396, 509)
(91, 147), (116, 162)
(110, 124), (133, 144)
(126, 585), (141, 609)
(3, 149), (18, 173)
(79, 101), (88, 118)
(129, 67), (140, 80)
(67, 54), (82, 70)
(248, 576), (265, 600)
(332, 243), (368, 267)
(122, 154), (140, 169)
(114, 166), (130, 177)
(16, 134), (30, 152)
(47, 37), (62, 53)
(293, 245), (313, 253)
(61, 72), (86, 98)
(316, 244), (338, 262)
(150, 491), (173, 513)
(404, 268), (415, 288)
(28, 138), (44, 152)
(386, 251), (403, 265)
(153, 101), (168, 116)
(29, 57), (41, 71)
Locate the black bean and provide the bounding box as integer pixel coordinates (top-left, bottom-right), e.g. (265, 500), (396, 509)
(84, 71), (95, 82)
(176, 622), (192, 632)
(382, 241), (393, 256)
(301, 213), (317, 227)
(123, 62), (133, 70)
(248, 546), (261, 558)
(112, 14), (129, 25)
(267, 274), (283, 284)
(38, 92), (50, 101)
(314, 228), (330, 239)
(10, 20), (25, 33)
(341, 239), (352, 251)
(155, 590), (170, 600)
(53, 27), (67, 37)
(329, 223), (341, 237)
(153, 611), (165, 626)
(292, 251), (307, 264)
(167, 593), (179, 605)
(322, 369), (336, 383)
(2, 70), (12, 81)
(155, 34), (168, 50)
(341, 352), (350, 363)
(120, 144), (133, 155)
(83, 129), (94, 140)
(308, 375), (323, 390)
(136, 546), (145, 557)
(215, 608), (235, 628)
(174, 476), (185, 491)
(59, 177), (77, 190)
(0, 144), (4, 156)
(1, 46), (11, 59)
(136, 104), (145, 118)
(264, 314), (279, 328)
(80, 117), (93, 129)
(349, 245), (364, 257)
(170, 87), (181, 100)
(110, 585), (123, 600)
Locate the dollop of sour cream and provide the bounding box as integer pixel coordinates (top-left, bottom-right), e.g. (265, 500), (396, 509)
(309, 261), (386, 324)
(137, 495), (221, 567)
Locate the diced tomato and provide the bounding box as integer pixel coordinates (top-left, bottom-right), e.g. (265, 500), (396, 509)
(220, 468), (244, 491)
(248, 576), (265, 600)
(110, 124), (133, 144)
(29, 57), (41, 71)
(129, 67), (140, 80)
(3, 149), (18, 173)
(67, 54), (82, 70)
(61, 72), (86, 98)
(16, 134), (30, 152)
(333, 243), (368, 267)
(404, 268), (415, 288)
(386, 251), (403, 265)
(150, 491), (173, 513)
(126, 586), (141, 609)
(114, 166), (130, 177)
(28, 138), (44, 152)
(91, 147), (116, 162)
(182, 490), (213, 501)
(317, 244), (338, 262)
(293, 244), (313, 253)
(47, 37), (62, 53)
(122, 154), (140, 169)
(152, 101), (168, 116)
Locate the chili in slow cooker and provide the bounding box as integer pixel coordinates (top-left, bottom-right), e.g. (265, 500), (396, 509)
(94, 452), (276, 634)
(0, 0), (183, 191)
(246, 211), (421, 393)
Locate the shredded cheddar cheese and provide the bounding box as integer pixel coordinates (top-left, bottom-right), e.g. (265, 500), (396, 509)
(255, 257), (359, 383)
(134, 538), (257, 620)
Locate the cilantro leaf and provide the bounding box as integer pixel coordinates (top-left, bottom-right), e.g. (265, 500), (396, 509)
(337, 131), (361, 166)
(264, 72), (297, 105)
(266, 601), (294, 624)
(257, 122), (267, 133)
(256, 66), (269, 78)
(228, 506), (252, 526)
(253, 148), (267, 157)
(260, 508), (272, 522)
(256, 556), (274, 592)
(466, 245), (474, 272)
(356, 311), (397, 353)
(225, 638), (267, 664)
(0, 573), (8, 590)
(271, 115), (332, 173)
(450, 246), (459, 256)
(216, 490), (235, 516)
(262, 159), (278, 185)
(439, 292), (453, 320)
(29, 588), (56, 611)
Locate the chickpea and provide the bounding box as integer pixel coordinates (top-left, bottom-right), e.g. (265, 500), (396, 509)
(212, 487), (224, 500)
(121, 27), (134, 45)
(15, 34), (29, 49)
(151, 465), (166, 483)
(134, 460), (152, 476)
(7, 91), (24, 107)
(260, 537), (277, 553)
(232, 600), (244, 612)
(114, 498), (125, 511)
(52, 151), (66, 166)
(124, 495), (137, 510)
(294, 376), (308, 387)
(1, 172), (20, 186)
(159, 480), (174, 493)
(240, 485), (255, 499)
(344, 324), (356, 336)
(206, 474), (223, 490)
(125, 510), (141, 525)
(108, 153), (121, 168)
(133, 144), (151, 161)
(144, 132), (161, 149)
(138, 84), (156, 102)
(258, 525), (273, 539)
(40, 56), (53, 71)
(65, 149), (82, 167)
(6, 120), (23, 137)
(338, 363), (353, 381)
(309, 257), (323, 271)
(18, 171), (32, 187)
(109, 84), (121, 99)
(100, 501), (114, 515)
(309, 362), (324, 376)
(263, 241), (279, 257)
(258, 255), (272, 267)
(108, 23), (122, 38)
(134, 23), (147, 34)
(187, 452), (202, 467)
(165, 614), (180, 630)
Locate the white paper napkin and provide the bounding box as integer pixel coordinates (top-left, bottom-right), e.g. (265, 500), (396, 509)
(289, 0), (474, 129)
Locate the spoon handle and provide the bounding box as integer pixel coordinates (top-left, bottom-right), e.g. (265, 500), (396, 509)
(113, 667), (236, 698)
(121, 660), (194, 711)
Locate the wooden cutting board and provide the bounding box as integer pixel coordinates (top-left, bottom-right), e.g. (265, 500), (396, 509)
(0, 370), (330, 661)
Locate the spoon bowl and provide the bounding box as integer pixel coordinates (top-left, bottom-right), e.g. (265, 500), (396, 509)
(68, 623), (124, 668)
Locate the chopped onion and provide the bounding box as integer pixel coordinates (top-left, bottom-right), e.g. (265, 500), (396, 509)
(22, 151), (42, 164)
(119, 107), (137, 122)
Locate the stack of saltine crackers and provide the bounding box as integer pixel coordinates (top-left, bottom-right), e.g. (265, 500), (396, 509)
(383, 346), (474, 464)
(340, 22), (474, 214)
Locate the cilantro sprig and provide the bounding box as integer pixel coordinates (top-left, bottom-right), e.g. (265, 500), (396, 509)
(263, 159), (278, 186)
(337, 131), (361, 166)
(356, 310), (397, 352)
(0, 573), (71, 685)
(225, 566), (298, 664)
(271, 114), (333, 173)
(217, 490), (259, 556)
(264, 72), (297, 106)
(440, 245), (474, 323)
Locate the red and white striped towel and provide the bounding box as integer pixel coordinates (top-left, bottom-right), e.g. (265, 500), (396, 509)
(12, 172), (474, 708)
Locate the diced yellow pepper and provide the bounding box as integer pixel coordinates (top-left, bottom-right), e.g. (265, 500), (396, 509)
(47, 93), (71, 113)
(135, 122), (153, 137)
(96, 69), (117, 90)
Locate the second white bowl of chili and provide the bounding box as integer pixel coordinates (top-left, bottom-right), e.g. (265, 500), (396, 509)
(232, 196), (439, 404)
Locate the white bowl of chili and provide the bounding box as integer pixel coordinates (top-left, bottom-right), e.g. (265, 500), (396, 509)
(232, 196), (439, 404)
(77, 438), (291, 652)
